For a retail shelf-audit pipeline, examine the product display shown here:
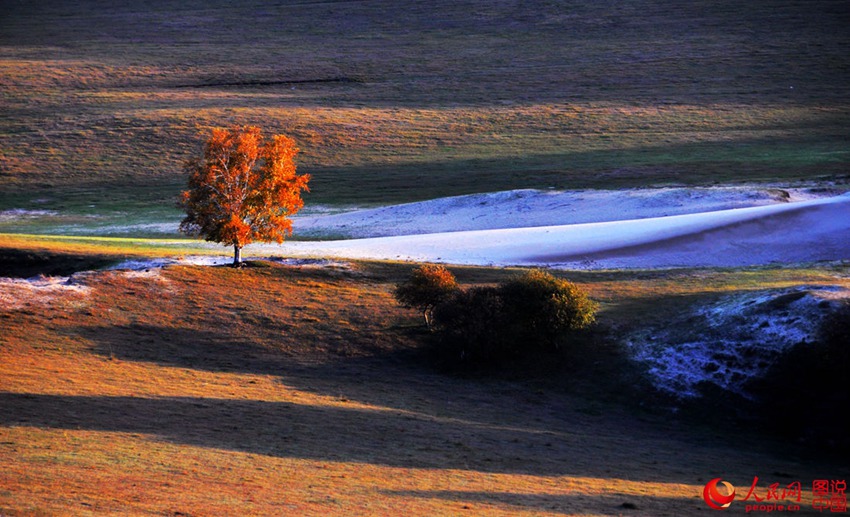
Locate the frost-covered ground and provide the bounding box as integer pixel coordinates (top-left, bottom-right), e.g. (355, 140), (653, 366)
(0, 275), (91, 310)
(293, 186), (814, 238)
(0, 209), (59, 221)
(4, 186), (848, 270)
(106, 256), (233, 271)
(266, 186), (850, 269)
(627, 286), (850, 399)
(105, 256), (352, 271)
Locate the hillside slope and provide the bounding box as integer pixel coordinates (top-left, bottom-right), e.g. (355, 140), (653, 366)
(2, 261), (847, 514)
(2, 0), (848, 214)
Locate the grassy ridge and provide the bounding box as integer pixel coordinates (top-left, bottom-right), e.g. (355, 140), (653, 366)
(2, 0), (849, 215)
(2, 260), (847, 514)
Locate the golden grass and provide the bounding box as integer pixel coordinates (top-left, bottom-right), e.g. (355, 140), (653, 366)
(2, 93), (845, 179)
(0, 424), (707, 516)
(2, 260), (846, 514)
(0, 233), (213, 260)
(2, 0), (848, 211)
(573, 267), (850, 328)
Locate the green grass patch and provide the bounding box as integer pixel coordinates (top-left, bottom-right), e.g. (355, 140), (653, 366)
(0, 233), (216, 266)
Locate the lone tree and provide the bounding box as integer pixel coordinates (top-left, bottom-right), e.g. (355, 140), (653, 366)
(179, 126), (310, 265)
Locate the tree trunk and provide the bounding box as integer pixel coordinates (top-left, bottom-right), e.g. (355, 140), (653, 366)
(424, 306), (435, 331)
(233, 245), (242, 267)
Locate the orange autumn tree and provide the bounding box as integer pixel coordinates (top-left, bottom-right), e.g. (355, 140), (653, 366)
(179, 126), (310, 266)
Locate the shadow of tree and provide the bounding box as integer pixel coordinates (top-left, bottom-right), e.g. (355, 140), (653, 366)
(85, 322), (310, 375)
(381, 489), (701, 516)
(0, 389), (717, 485)
(62, 319), (826, 484)
(82, 319), (422, 372)
(0, 392), (582, 475)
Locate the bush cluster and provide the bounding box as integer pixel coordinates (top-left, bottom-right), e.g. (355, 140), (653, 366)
(395, 266), (598, 368)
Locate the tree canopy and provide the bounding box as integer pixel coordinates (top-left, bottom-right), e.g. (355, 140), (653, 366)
(394, 264), (460, 329)
(179, 126), (310, 265)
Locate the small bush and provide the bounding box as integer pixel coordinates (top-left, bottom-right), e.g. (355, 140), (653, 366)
(432, 286), (506, 365)
(499, 269), (598, 349)
(430, 269), (599, 368)
(394, 264), (459, 329)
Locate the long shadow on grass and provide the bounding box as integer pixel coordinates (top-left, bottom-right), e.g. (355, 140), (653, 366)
(380, 490), (700, 516)
(5, 319), (716, 482)
(0, 247), (119, 278)
(79, 321), (648, 443)
(82, 321), (427, 386)
(84, 323), (321, 376)
(63, 320), (808, 482)
(0, 391), (703, 484)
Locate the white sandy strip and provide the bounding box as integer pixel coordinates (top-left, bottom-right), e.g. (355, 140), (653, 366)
(293, 187), (810, 237)
(262, 193), (850, 268)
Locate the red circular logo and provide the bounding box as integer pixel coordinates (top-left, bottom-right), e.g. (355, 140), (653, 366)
(704, 478), (736, 510)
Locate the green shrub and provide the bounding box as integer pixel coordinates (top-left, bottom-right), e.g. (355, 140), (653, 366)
(394, 264), (459, 329)
(499, 269), (598, 349)
(430, 269), (599, 368)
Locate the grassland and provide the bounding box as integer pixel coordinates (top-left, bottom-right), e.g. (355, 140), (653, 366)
(2, 257), (848, 515)
(2, 1), (849, 514)
(2, 0), (849, 221)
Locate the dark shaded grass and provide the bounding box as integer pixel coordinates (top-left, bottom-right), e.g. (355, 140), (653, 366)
(3, 136), (848, 216)
(0, 247), (118, 278)
(0, 389), (795, 495)
(379, 489), (699, 516)
(2, 0), (848, 107)
(1, 0), (849, 221)
(305, 137), (850, 205)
